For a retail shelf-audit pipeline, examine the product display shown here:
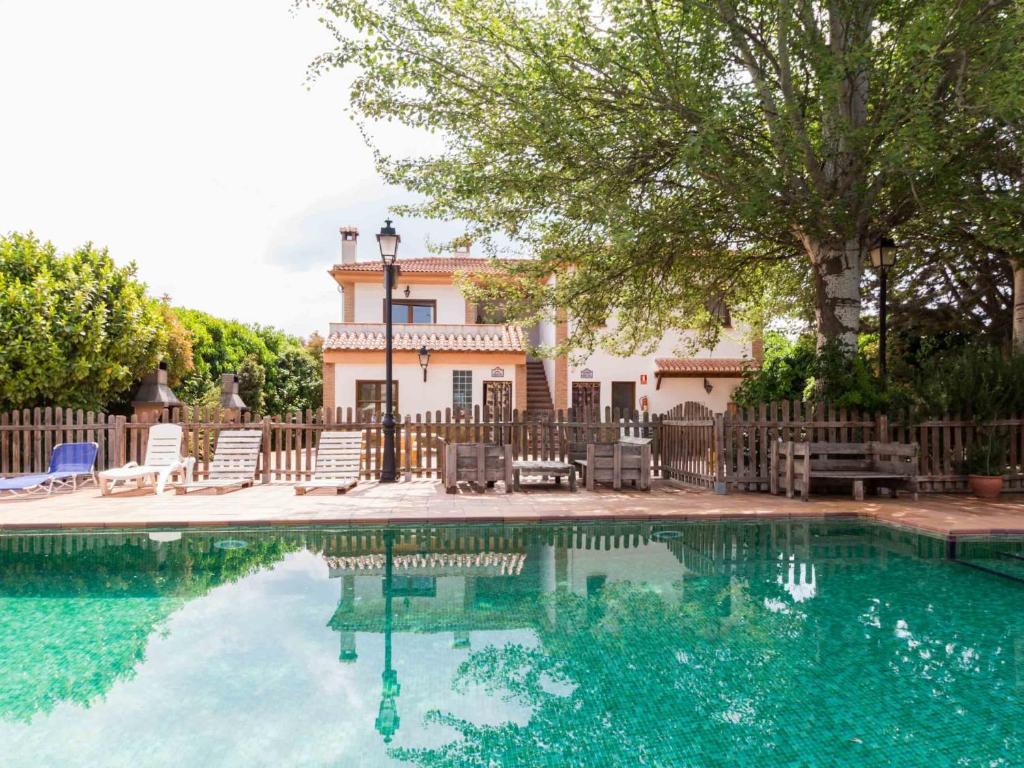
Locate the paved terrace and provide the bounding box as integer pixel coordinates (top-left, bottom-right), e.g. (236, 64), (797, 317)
(3, 480), (1024, 539)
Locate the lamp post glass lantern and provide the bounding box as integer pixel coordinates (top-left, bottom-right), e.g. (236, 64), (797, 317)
(869, 236), (898, 384)
(378, 219), (401, 482)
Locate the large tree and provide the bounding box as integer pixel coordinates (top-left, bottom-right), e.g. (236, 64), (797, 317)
(917, 128), (1024, 352)
(310, 0), (1021, 353)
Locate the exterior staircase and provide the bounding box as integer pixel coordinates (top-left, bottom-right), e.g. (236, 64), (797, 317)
(525, 360), (554, 415)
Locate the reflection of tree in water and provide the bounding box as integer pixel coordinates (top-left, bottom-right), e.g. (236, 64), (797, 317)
(391, 555), (1024, 767)
(389, 577), (805, 767)
(0, 532), (298, 722)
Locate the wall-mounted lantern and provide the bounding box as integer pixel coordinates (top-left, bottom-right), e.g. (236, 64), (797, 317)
(418, 345), (431, 382)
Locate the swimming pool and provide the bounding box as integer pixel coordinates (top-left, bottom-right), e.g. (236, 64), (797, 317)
(0, 521), (1021, 767)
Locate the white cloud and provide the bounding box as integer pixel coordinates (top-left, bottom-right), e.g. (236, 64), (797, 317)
(0, 0), (458, 336)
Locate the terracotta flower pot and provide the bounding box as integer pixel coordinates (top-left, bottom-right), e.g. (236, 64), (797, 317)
(968, 474), (1003, 499)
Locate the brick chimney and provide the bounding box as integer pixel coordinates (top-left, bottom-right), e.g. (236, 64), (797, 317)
(340, 226), (359, 264)
(219, 373), (248, 420)
(131, 361), (182, 422)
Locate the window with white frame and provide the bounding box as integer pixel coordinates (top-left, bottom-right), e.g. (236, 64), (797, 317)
(453, 370), (473, 412)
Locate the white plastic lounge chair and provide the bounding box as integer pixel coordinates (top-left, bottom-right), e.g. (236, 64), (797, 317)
(99, 424), (194, 495)
(175, 429), (263, 495)
(294, 431), (362, 495)
(0, 442), (98, 497)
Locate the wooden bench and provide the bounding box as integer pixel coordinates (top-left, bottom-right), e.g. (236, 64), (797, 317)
(770, 440), (919, 501)
(512, 460), (577, 492)
(438, 438), (513, 494)
(571, 438), (652, 491)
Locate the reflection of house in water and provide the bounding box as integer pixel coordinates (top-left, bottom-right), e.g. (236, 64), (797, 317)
(323, 524), (707, 653)
(324, 530), (546, 663)
(321, 520), (937, 663)
(324, 530), (544, 742)
(321, 523), (717, 743)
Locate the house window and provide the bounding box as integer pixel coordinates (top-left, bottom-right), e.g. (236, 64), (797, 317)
(453, 370), (473, 412)
(475, 304), (507, 324)
(706, 297), (732, 327)
(356, 380), (398, 420)
(385, 299), (436, 324)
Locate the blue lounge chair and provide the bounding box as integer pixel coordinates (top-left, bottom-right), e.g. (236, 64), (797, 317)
(0, 442), (99, 497)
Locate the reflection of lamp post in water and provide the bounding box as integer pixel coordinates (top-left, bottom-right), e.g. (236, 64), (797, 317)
(375, 531), (401, 743)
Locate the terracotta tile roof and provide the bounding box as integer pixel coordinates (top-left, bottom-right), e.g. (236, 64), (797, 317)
(326, 552), (526, 576)
(655, 358), (756, 376)
(324, 323), (526, 352)
(330, 257), (524, 274)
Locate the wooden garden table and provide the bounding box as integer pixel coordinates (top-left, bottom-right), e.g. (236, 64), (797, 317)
(512, 460), (577, 492)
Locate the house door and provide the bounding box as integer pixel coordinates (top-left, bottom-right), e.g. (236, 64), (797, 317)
(611, 381), (636, 415)
(483, 380), (512, 420)
(572, 382), (601, 415)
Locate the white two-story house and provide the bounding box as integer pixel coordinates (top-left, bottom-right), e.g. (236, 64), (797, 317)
(322, 225), (760, 419)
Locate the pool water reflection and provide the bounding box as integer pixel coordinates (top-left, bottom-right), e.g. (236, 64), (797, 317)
(0, 522), (1021, 767)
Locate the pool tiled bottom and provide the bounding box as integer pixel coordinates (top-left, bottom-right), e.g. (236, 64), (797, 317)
(0, 521), (1021, 766)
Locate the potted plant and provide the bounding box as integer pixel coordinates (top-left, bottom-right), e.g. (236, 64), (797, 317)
(919, 348), (1022, 500)
(965, 431), (1007, 499)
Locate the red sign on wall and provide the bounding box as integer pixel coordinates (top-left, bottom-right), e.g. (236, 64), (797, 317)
(640, 374), (648, 385)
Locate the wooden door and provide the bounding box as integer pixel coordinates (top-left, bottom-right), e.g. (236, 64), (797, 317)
(611, 381), (636, 414)
(572, 382), (601, 422)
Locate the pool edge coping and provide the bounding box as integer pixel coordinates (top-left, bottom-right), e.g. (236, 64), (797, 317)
(2, 508), (1023, 543)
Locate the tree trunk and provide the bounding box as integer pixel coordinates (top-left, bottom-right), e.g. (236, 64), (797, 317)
(801, 236), (862, 351)
(1013, 258), (1024, 354)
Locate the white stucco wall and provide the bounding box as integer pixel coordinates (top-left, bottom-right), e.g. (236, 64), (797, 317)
(332, 361), (521, 416)
(563, 542), (687, 598)
(536, 318), (557, 393)
(567, 326), (753, 414)
(354, 283), (468, 324)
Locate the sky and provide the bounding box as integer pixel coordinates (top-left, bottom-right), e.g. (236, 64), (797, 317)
(0, 0), (466, 337)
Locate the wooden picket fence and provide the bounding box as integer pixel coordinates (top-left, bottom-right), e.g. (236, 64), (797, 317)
(659, 402), (718, 489)
(659, 401), (1024, 493)
(0, 405), (660, 483)
(7, 401), (1023, 494)
(0, 408), (124, 478)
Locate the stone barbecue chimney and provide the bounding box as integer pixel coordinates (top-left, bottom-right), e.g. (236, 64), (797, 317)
(131, 362), (182, 421)
(219, 373), (248, 419)
(340, 226), (359, 263)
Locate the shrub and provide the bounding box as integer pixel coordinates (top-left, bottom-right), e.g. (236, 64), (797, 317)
(733, 333), (887, 410)
(0, 232), (166, 411)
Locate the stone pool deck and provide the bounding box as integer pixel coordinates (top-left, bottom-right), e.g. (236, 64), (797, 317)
(2, 479), (1024, 539)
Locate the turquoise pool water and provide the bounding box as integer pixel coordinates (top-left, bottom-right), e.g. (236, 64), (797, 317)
(0, 521), (1021, 767)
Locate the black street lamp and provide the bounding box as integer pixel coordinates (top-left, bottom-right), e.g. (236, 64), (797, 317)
(869, 236), (898, 384)
(377, 218), (400, 483)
